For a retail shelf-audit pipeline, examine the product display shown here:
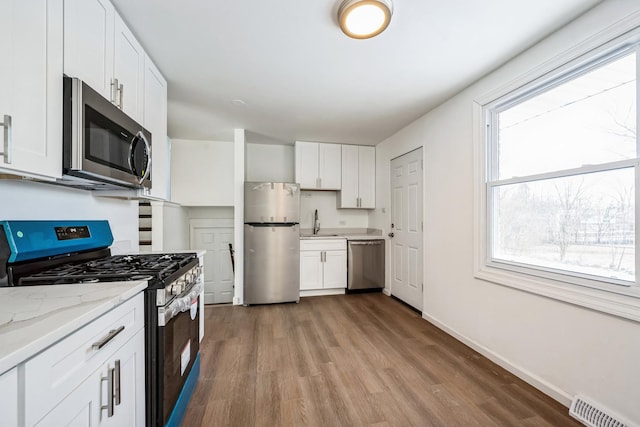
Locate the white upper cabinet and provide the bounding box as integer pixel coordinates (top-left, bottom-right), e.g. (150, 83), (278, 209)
(64, 0), (145, 122)
(0, 0), (64, 180)
(63, 0), (114, 99)
(295, 141), (319, 189)
(114, 14), (145, 122)
(339, 145), (375, 209)
(295, 141), (341, 190)
(143, 56), (168, 200)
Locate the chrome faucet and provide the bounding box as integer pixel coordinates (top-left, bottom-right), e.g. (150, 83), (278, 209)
(313, 209), (320, 235)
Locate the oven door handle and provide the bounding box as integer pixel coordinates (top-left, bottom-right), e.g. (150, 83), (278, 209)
(158, 282), (203, 327)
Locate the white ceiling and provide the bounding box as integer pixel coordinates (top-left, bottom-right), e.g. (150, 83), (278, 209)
(111, 0), (602, 145)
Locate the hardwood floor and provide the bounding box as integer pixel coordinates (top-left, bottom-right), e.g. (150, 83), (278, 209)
(182, 293), (581, 426)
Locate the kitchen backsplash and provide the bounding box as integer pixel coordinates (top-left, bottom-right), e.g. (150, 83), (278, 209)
(0, 180), (139, 253)
(300, 190), (368, 229)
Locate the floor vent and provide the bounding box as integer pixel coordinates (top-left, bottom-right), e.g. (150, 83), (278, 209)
(570, 396), (632, 427)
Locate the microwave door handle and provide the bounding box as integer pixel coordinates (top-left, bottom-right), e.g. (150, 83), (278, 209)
(139, 131), (151, 184)
(127, 136), (136, 177)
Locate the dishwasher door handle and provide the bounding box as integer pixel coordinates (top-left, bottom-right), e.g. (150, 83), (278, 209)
(349, 240), (384, 245)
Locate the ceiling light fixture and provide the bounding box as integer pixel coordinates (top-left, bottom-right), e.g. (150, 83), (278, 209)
(338, 0), (393, 39)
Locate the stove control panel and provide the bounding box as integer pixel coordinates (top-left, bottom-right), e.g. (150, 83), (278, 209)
(55, 225), (91, 240)
(157, 264), (203, 306)
(1, 220), (114, 264)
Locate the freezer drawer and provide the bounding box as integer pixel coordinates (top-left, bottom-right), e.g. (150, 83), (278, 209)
(347, 239), (385, 290)
(244, 224), (300, 304)
(244, 182), (300, 223)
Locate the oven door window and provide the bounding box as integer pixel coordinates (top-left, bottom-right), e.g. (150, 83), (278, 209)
(161, 297), (200, 423)
(84, 105), (135, 174)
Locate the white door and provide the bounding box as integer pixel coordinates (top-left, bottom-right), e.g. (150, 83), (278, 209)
(191, 221), (235, 304)
(390, 148), (423, 311)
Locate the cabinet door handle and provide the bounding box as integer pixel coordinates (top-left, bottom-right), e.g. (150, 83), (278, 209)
(101, 367), (115, 417)
(92, 325), (125, 351)
(110, 78), (119, 104)
(118, 83), (124, 109)
(0, 114), (12, 164)
(114, 360), (121, 406)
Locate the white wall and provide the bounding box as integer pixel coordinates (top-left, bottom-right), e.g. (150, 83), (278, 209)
(170, 139), (234, 206)
(155, 202), (190, 251)
(300, 191), (368, 229)
(0, 180), (138, 253)
(188, 206), (234, 219)
(370, 0), (640, 423)
(245, 143), (294, 182)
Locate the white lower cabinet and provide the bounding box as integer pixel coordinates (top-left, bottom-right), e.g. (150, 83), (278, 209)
(35, 329), (145, 427)
(300, 239), (347, 290)
(0, 367), (18, 426)
(24, 293), (145, 427)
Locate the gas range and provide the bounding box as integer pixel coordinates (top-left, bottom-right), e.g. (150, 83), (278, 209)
(0, 220), (203, 426)
(8, 250), (201, 307)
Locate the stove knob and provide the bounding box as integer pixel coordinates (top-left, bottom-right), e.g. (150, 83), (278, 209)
(171, 280), (184, 295)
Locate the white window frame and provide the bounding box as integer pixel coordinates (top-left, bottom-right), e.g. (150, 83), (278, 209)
(473, 17), (640, 322)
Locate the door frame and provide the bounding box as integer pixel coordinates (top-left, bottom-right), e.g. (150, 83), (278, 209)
(388, 147), (424, 311)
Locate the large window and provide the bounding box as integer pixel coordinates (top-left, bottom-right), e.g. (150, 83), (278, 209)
(485, 46), (638, 288)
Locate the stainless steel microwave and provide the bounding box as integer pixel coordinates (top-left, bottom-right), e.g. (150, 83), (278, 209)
(61, 75), (151, 190)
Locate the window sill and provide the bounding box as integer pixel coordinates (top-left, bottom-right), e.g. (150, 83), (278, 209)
(475, 266), (640, 323)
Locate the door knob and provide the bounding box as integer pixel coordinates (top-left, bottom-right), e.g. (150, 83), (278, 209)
(388, 232), (394, 238)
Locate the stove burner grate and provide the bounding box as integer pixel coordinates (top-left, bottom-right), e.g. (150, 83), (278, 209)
(14, 253), (197, 287)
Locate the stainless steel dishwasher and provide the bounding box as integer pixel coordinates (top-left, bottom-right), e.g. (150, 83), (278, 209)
(347, 239), (385, 290)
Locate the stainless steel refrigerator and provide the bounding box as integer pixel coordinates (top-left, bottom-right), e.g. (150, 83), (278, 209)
(243, 182), (300, 305)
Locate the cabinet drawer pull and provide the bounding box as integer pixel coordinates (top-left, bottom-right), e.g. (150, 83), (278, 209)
(92, 325), (125, 351)
(101, 367), (115, 417)
(0, 114), (12, 164)
(114, 360), (121, 405)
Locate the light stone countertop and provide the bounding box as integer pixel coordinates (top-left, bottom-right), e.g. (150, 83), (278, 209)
(0, 281), (147, 375)
(300, 228), (384, 241)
